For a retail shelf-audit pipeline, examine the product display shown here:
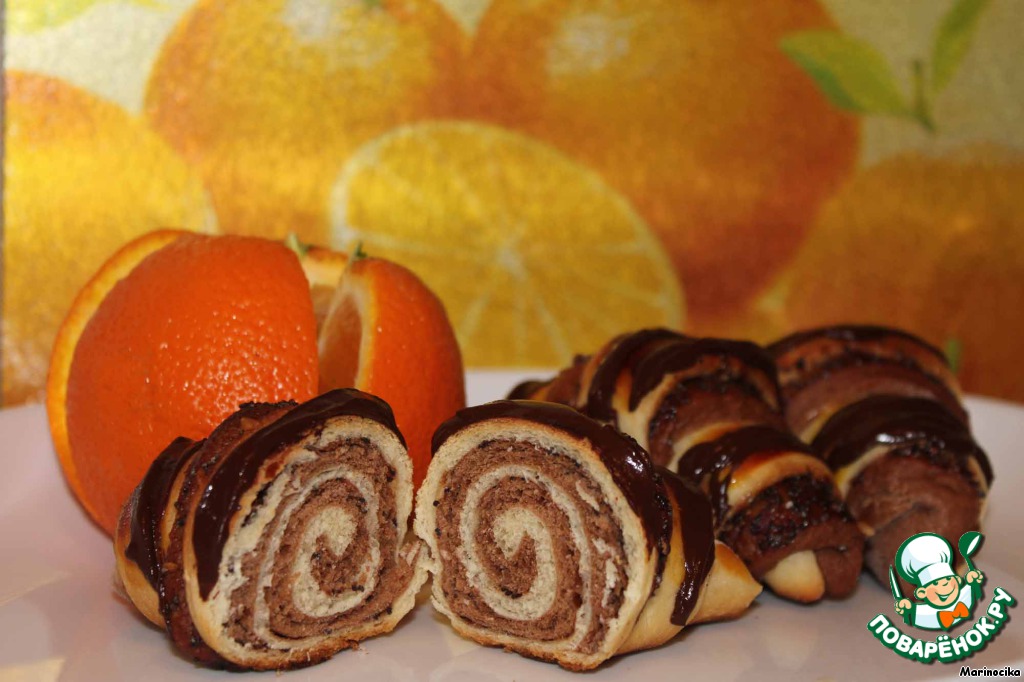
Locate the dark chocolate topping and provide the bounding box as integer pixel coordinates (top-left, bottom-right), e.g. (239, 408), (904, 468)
(126, 437), (202, 589)
(583, 328), (684, 423)
(658, 467), (716, 626)
(432, 400), (672, 556)
(193, 389), (404, 599)
(777, 351), (966, 423)
(769, 325), (947, 364)
(506, 379), (551, 400)
(629, 337), (780, 410)
(718, 473), (860, 587)
(812, 395), (992, 484)
(676, 425), (812, 524)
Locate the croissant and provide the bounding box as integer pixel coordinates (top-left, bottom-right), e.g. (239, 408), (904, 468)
(770, 326), (992, 584)
(769, 325), (967, 441)
(114, 389), (428, 670)
(512, 329), (864, 603)
(415, 400), (760, 670)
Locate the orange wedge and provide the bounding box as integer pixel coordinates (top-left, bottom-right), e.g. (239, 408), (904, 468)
(318, 255), (466, 488)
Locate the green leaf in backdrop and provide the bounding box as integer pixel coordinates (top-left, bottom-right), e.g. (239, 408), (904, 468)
(780, 31), (910, 117)
(932, 0), (993, 93)
(7, 0), (163, 34)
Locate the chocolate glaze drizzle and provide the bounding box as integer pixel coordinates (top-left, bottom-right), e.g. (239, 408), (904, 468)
(432, 400), (672, 558)
(582, 328), (684, 423)
(658, 467), (715, 626)
(192, 389), (404, 599)
(769, 325), (948, 363)
(812, 395), (992, 484)
(629, 337), (780, 411)
(506, 379), (550, 400)
(126, 437), (202, 589)
(675, 425), (813, 525)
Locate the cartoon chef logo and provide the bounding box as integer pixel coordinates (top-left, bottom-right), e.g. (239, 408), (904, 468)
(891, 532), (984, 631)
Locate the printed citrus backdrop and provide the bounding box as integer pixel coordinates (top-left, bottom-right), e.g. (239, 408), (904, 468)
(3, 0), (1023, 403)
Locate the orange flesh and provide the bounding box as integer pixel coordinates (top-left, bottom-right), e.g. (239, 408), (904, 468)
(319, 290), (362, 390)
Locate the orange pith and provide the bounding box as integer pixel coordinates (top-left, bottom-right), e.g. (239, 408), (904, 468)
(319, 256), (465, 488)
(54, 233), (319, 534)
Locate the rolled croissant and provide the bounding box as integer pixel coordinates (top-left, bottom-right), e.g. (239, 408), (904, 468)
(770, 325), (992, 585)
(415, 400), (760, 670)
(512, 329), (864, 603)
(114, 389), (428, 670)
(769, 325), (966, 441)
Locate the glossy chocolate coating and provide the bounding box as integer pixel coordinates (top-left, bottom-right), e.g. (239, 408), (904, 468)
(506, 379), (550, 400)
(658, 468), (715, 626)
(126, 437), (201, 589)
(582, 328), (684, 423)
(432, 400), (672, 557)
(812, 395), (992, 484)
(629, 337), (779, 410)
(769, 325), (947, 362)
(193, 389), (404, 599)
(675, 425), (812, 524)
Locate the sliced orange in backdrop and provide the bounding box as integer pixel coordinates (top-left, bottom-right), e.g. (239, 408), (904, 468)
(462, 0), (859, 324)
(49, 233), (319, 534)
(144, 0), (465, 243)
(329, 121), (683, 368)
(4, 71), (212, 406)
(319, 255), (465, 488)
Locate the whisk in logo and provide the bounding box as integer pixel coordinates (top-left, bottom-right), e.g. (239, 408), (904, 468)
(866, 532), (1017, 663)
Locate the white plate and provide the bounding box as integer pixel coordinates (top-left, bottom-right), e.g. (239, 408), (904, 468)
(2, 371), (1022, 681)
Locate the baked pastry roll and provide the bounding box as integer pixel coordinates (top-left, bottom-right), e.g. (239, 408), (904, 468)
(769, 325), (966, 441)
(114, 389), (427, 670)
(770, 325), (992, 585)
(811, 395), (992, 584)
(511, 330), (864, 602)
(416, 400), (760, 670)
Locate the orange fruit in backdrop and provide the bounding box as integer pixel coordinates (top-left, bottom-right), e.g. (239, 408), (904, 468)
(3, 71), (211, 406)
(145, 0), (465, 243)
(768, 146), (1024, 402)
(49, 233), (319, 534)
(329, 121), (683, 367)
(319, 255), (465, 488)
(463, 0), (859, 323)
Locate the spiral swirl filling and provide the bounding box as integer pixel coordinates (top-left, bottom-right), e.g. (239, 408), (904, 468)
(433, 439), (632, 655)
(211, 437), (412, 650)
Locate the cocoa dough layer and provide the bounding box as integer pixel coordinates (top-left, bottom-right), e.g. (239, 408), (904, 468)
(782, 358), (965, 436)
(847, 452), (982, 588)
(225, 439), (410, 646)
(720, 474), (863, 598)
(163, 402), (293, 669)
(436, 440), (629, 655)
(646, 378), (784, 466)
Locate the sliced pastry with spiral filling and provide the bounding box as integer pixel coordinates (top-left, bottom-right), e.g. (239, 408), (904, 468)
(415, 400), (760, 671)
(770, 325), (992, 585)
(113, 389), (427, 670)
(511, 329), (864, 603)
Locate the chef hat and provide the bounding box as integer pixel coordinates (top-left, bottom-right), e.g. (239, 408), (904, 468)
(897, 533), (956, 587)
